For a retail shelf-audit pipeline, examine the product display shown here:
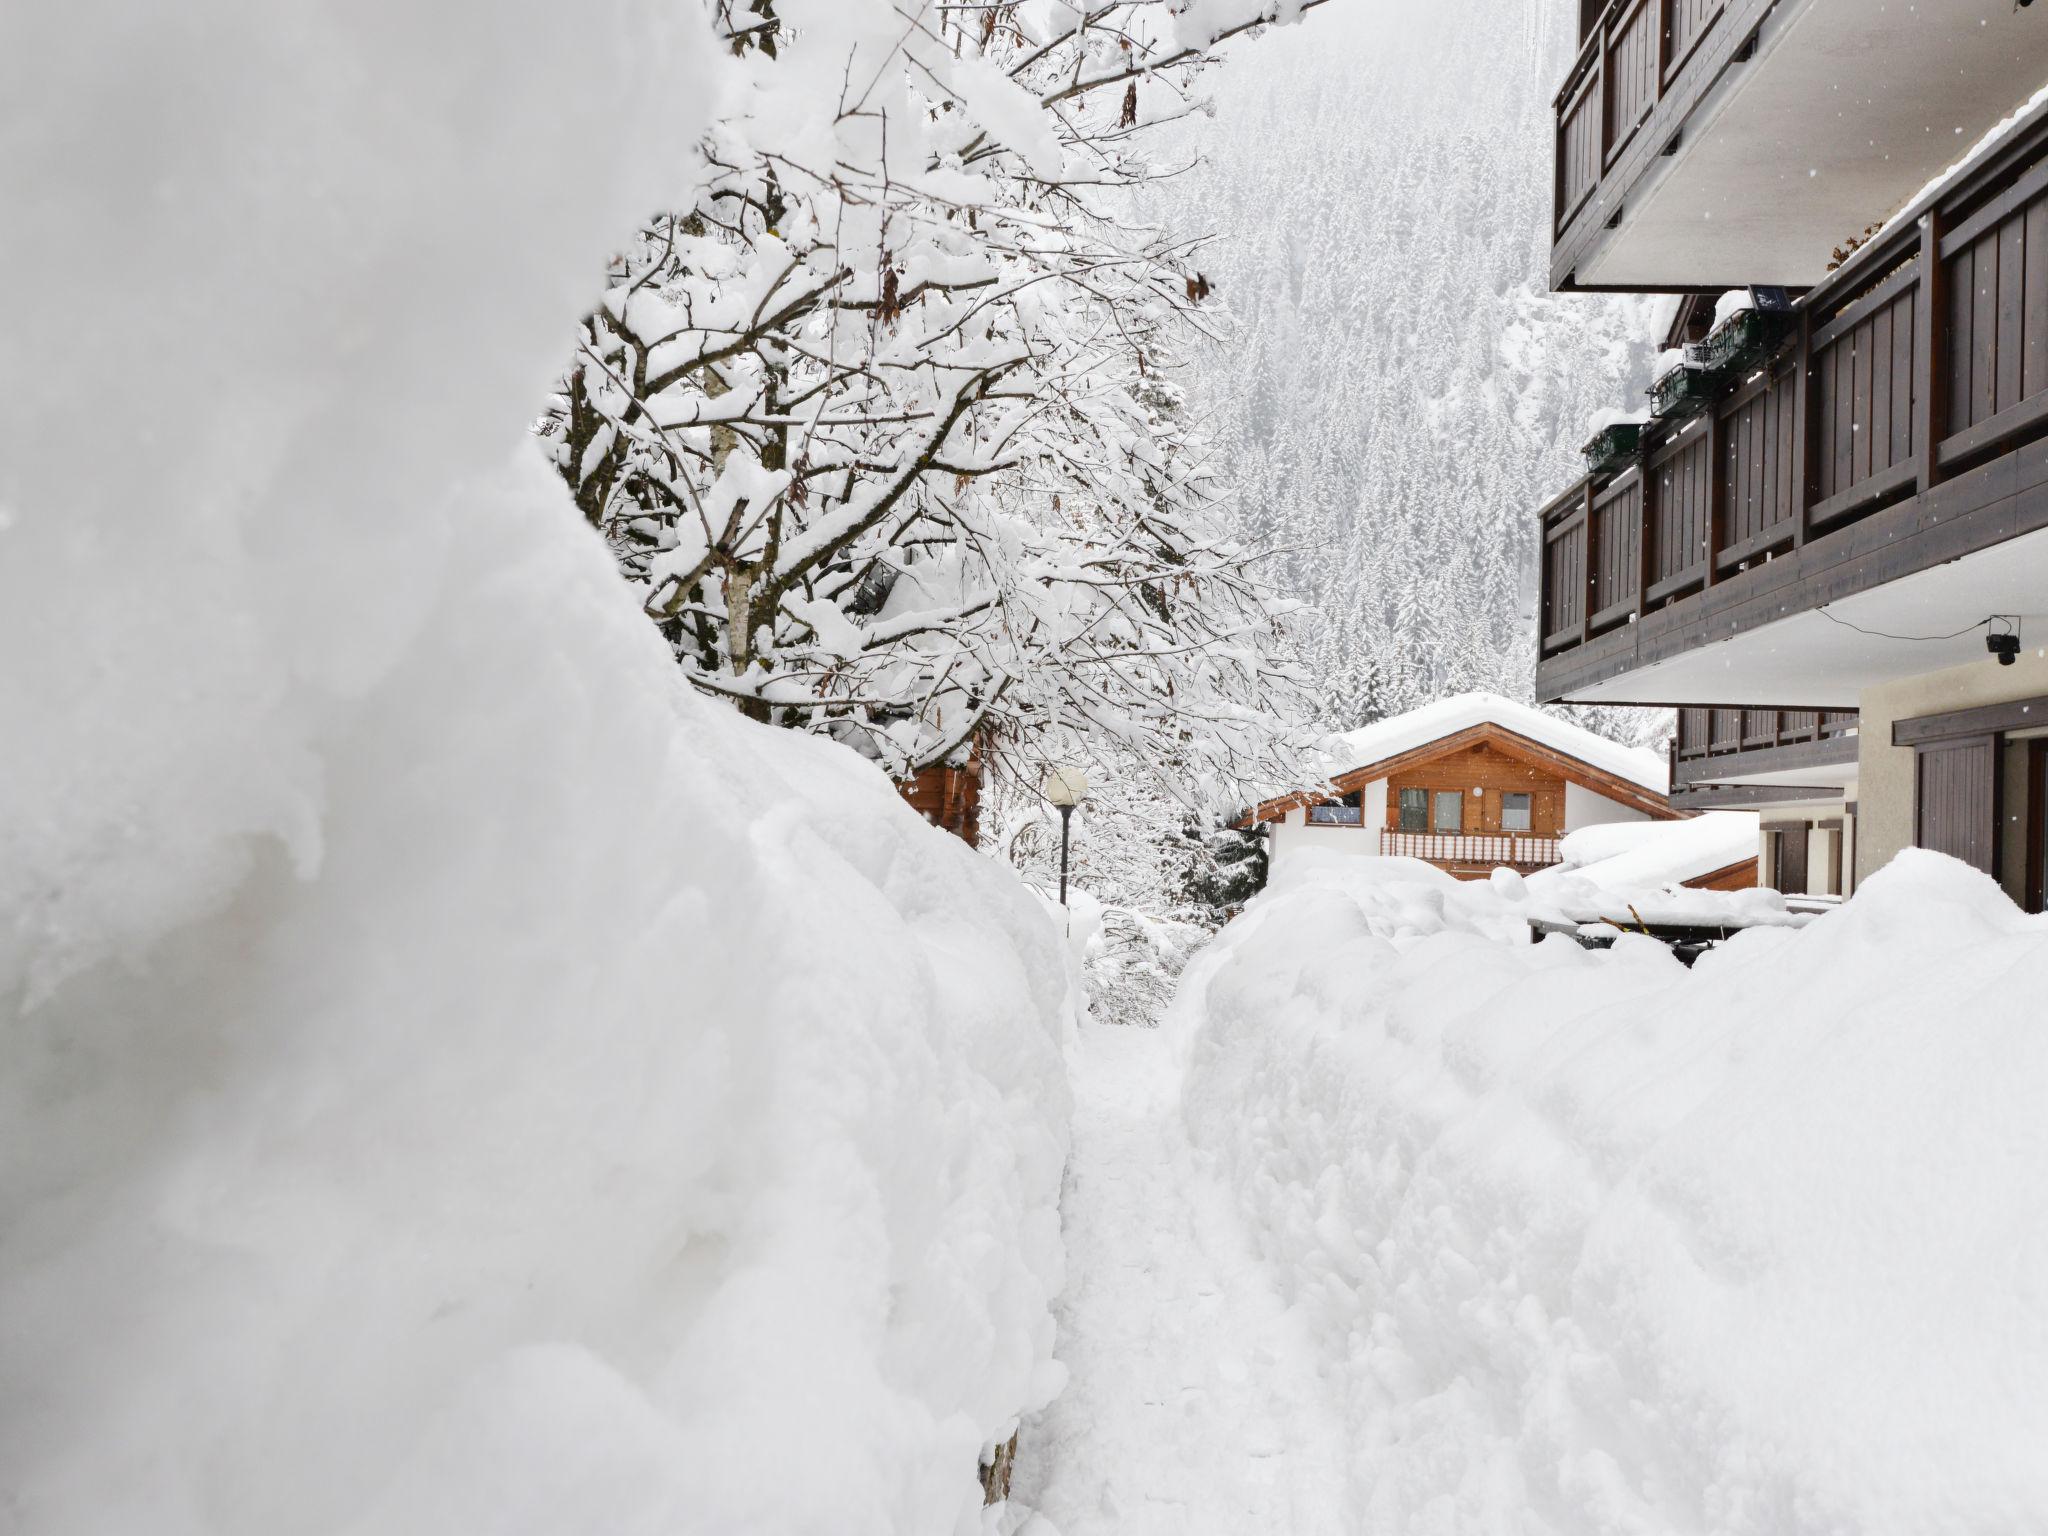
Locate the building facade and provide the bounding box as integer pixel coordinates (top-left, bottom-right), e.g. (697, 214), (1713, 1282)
(1535, 0), (2048, 907)
(1244, 694), (1684, 881)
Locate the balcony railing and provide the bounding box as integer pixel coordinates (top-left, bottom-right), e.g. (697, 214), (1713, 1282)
(1674, 706), (1857, 762)
(1380, 831), (1564, 868)
(1556, 0), (1759, 256)
(1537, 103), (2048, 692)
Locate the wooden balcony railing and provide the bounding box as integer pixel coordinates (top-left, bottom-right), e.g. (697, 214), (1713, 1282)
(1556, 0), (1755, 241)
(1674, 707), (1857, 760)
(1380, 831), (1565, 868)
(1539, 104), (2048, 673)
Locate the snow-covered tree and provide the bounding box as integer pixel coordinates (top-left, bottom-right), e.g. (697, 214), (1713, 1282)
(1146, 0), (1665, 746)
(540, 0), (1325, 808)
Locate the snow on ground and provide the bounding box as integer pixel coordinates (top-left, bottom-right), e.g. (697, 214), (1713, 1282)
(1519, 811), (1785, 928)
(1173, 849), (2048, 1533)
(0, 6), (1070, 1534)
(1009, 1023), (1351, 1536)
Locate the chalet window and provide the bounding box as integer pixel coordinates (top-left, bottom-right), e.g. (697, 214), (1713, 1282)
(1432, 790), (1463, 834)
(1398, 788), (1428, 831)
(1501, 792), (1532, 832)
(1307, 789), (1363, 827)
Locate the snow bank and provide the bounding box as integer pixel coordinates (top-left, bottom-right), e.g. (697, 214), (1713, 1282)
(1175, 849), (2048, 1532)
(0, 5), (1070, 1533)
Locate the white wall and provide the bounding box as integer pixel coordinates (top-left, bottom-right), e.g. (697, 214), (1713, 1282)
(1269, 778), (1387, 875)
(1564, 782), (1652, 833)
(1856, 649), (2048, 884)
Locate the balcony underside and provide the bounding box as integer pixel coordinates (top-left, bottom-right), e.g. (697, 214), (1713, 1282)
(1542, 461), (2048, 708)
(1558, 0), (2048, 290)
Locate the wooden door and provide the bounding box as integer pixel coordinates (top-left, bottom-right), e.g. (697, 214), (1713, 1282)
(2027, 741), (2048, 913)
(1775, 825), (1809, 895)
(1915, 734), (2001, 877)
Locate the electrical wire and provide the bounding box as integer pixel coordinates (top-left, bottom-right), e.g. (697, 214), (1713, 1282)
(1815, 608), (2009, 644)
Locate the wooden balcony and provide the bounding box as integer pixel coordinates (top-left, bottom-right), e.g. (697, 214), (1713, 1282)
(1669, 707), (1857, 799)
(1553, 0), (2048, 290)
(1537, 100), (2048, 704)
(1380, 831), (1564, 870)
(1553, 0), (1769, 289)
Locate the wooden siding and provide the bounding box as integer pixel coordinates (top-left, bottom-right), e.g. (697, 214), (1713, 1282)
(1915, 736), (2000, 876)
(1384, 743), (1567, 840)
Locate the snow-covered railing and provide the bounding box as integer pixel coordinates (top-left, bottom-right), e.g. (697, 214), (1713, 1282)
(1380, 831), (1564, 869)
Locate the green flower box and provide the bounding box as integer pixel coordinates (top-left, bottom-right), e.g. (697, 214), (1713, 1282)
(1581, 421), (1645, 474)
(1649, 363), (1721, 421)
(1691, 306), (1795, 377)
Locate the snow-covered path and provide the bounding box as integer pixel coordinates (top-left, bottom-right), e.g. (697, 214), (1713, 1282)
(1010, 1023), (1351, 1535)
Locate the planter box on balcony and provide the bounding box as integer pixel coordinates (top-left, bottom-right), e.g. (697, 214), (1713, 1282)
(1581, 421), (1645, 474)
(1689, 306), (1794, 378)
(1649, 362), (1722, 421)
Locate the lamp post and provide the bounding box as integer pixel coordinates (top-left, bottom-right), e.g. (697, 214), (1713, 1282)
(1041, 765), (1090, 907)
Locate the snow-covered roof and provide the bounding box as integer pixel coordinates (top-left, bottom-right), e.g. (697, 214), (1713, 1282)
(1326, 692), (1668, 794)
(1527, 812), (1759, 896)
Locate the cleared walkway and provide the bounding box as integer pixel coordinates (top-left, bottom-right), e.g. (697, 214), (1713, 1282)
(1008, 1023), (1351, 1535)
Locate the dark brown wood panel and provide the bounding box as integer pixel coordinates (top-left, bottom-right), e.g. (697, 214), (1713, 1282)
(1915, 735), (2000, 876)
(1663, 0), (1723, 76)
(1589, 474), (1643, 622)
(1604, 0), (1659, 157)
(1649, 428), (1713, 593)
(1942, 179), (2048, 446)
(1558, 73), (1602, 227)
(1813, 283), (1917, 506)
(1718, 370), (1797, 561)
(1542, 514), (1586, 647)
(1774, 825), (1809, 894)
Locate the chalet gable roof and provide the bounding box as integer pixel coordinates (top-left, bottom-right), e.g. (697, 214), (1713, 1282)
(1238, 693), (1676, 826)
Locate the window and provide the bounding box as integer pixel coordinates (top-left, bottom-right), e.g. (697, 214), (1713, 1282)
(1501, 792), (1532, 832)
(1308, 790), (1362, 827)
(1432, 790), (1463, 833)
(1398, 787), (1427, 831)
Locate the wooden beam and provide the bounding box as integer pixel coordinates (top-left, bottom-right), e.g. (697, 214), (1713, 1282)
(1915, 208), (1947, 497)
(1892, 694), (2048, 748)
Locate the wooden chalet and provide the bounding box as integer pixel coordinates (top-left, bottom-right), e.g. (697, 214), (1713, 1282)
(1533, 0), (2048, 908)
(1241, 694), (1689, 881)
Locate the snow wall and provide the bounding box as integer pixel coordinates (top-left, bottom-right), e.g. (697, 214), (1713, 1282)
(0, 5), (1071, 1533)
(1175, 850), (2048, 1533)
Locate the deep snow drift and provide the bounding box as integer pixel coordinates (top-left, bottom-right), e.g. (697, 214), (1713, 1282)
(1174, 850), (2048, 1533)
(0, 5), (1070, 1533)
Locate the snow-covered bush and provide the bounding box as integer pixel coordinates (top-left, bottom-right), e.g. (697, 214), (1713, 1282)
(0, 4), (1071, 1531)
(1174, 850), (2048, 1532)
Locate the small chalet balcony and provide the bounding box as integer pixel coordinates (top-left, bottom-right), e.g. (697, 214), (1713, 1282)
(1553, 0), (2048, 291)
(1537, 101), (2048, 709)
(1379, 830), (1564, 870)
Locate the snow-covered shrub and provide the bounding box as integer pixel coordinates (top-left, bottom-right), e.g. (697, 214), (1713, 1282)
(0, 4), (1070, 1532)
(1173, 850), (2048, 1532)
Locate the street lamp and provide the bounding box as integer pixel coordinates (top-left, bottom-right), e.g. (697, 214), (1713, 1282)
(1042, 765), (1090, 907)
